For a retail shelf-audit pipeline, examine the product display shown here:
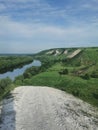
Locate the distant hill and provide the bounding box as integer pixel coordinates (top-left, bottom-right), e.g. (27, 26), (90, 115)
(34, 47), (98, 78)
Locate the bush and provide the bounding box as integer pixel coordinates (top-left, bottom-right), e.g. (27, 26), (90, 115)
(0, 77), (12, 91)
(81, 73), (90, 80)
(91, 71), (98, 78)
(59, 69), (69, 75)
(93, 93), (98, 99)
(23, 66), (40, 78)
(15, 75), (24, 81)
(14, 80), (23, 86)
(72, 90), (80, 97)
(63, 69), (69, 74)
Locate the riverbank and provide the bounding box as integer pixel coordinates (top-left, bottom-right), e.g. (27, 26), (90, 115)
(0, 58), (41, 101)
(0, 60), (41, 80)
(0, 56), (33, 74)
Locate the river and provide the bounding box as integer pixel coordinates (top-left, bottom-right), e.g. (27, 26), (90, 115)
(0, 60), (41, 80)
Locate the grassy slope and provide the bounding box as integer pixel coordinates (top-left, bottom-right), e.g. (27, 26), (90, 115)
(21, 47), (98, 107)
(23, 64), (98, 107)
(1, 47), (97, 107)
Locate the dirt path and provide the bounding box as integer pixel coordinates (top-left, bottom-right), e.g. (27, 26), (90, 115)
(0, 86), (98, 130)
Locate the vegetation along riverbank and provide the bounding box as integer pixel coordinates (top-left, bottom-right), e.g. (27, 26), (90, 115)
(0, 47), (98, 108)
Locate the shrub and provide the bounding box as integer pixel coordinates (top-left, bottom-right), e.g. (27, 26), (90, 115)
(91, 71), (98, 78)
(93, 93), (98, 99)
(59, 69), (69, 75)
(0, 77), (12, 90)
(63, 69), (69, 74)
(72, 90), (80, 97)
(81, 73), (90, 80)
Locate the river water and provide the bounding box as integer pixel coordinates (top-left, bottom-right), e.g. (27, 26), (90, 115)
(0, 60), (41, 80)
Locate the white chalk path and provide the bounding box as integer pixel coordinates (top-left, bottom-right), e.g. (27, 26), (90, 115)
(0, 86), (98, 130)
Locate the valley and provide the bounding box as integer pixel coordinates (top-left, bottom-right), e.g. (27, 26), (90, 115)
(0, 47), (98, 106)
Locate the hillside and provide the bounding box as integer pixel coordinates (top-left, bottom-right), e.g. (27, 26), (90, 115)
(13, 47), (98, 107)
(35, 47), (98, 78)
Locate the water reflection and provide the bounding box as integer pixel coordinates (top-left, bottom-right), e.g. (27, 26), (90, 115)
(0, 60), (41, 80)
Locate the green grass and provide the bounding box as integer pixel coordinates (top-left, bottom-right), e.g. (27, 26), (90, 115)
(22, 71), (98, 107)
(19, 47), (98, 107)
(23, 71), (60, 86)
(1, 47), (98, 108)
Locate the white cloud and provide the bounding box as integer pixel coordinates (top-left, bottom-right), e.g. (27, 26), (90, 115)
(0, 16), (86, 40)
(0, 0), (98, 53)
(0, 0), (98, 26)
(0, 16), (98, 53)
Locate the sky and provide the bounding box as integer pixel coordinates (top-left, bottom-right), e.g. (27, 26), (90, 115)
(0, 0), (98, 53)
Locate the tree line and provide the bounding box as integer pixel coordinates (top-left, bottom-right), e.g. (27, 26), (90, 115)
(0, 56), (33, 74)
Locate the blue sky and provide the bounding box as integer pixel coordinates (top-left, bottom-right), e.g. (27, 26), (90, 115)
(0, 0), (98, 53)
